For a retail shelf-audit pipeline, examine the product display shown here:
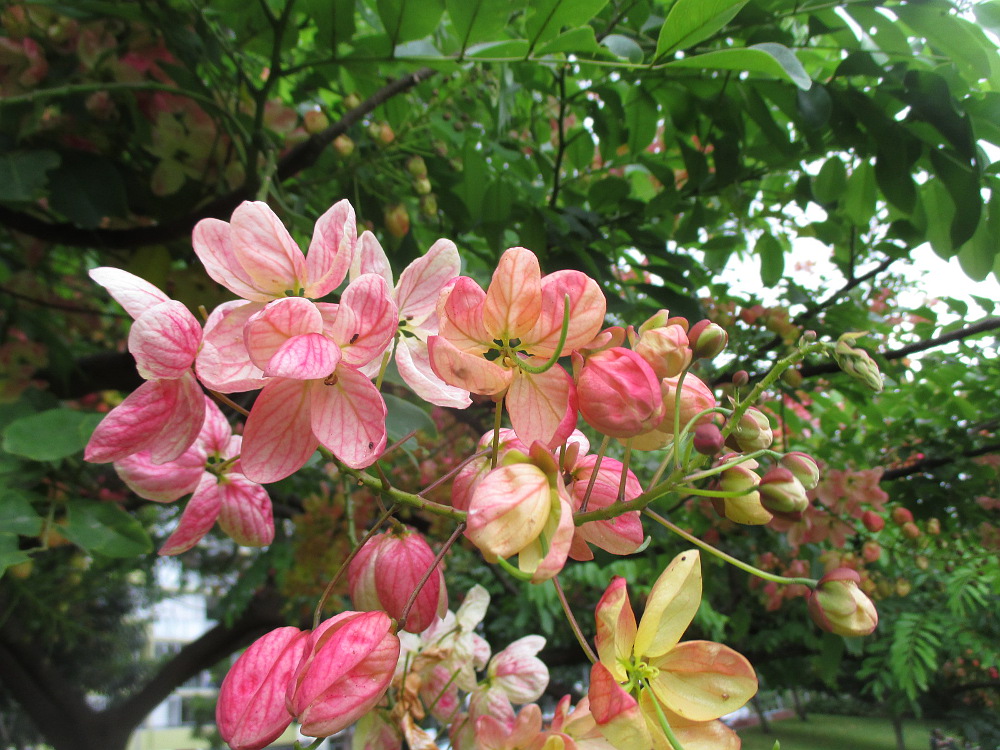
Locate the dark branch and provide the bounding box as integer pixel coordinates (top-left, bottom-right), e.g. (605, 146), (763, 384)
(881, 442), (1000, 481)
(0, 68), (437, 250)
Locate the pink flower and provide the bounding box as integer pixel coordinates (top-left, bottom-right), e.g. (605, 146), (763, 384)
(350, 231), (471, 407)
(286, 611), (400, 739)
(239, 273), (398, 482)
(216, 627), (308, 750)
(428, 247), (605, 448)
(573, 347), (663, 438)
(114, 397), (273, 554)
(564, 449), (644, 561)
(631, 373), (717, 451)
(348, 527), (447, 633)
(85, 268), (204, 465)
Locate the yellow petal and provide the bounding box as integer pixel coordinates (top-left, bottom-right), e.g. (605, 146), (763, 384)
(634, 550), (701, 659)
(594, 577), (637, 683)
(649, 640), (757, 722)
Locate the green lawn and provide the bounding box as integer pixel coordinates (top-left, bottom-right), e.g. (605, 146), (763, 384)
(738, 713), (940, 750)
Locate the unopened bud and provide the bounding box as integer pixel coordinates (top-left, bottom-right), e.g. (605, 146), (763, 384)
(726, 407), (773, 452)
(861, 510), (884, 533)
(693, 424), (725, 456)
(406, 156), (428, 178)
(927, 518), (941, 535)
(758, 467), (809, 518)
(303, 109), (329, 134)
(344, 93), (362, 109)
(780, 452), (820, 490)
(902, 521), (921, 539)
(332, 134), (354, 157)
(688, 319), (728, 360)
(808, 568), (878, 637)
(833, 333), (883, 392)
(384, 203), (410, 238)
(733, 370), (749, 388)
(413, 176), (432, 195)
(891, 507), (913, 525)
(716, 456), (770, 525)
(419, 193), (438, 217)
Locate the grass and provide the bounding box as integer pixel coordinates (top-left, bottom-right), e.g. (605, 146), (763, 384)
(738, 713), (940, 750)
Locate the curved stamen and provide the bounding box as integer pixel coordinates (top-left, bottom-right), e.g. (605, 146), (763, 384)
(516, 293), (572, 375)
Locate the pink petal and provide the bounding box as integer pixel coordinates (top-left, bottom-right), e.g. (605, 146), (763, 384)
(437, 277), (491, 351)
(482, 247), (541, 341)
(525, 493), (575, 583)
(347, 534), (385, 613)
(230, 202), (306, 298)
(244, 297), (324, 372)
(395, 337), (471, 408)
(488, 635), (548, 704)
(506, 366), (577, 449)
(594, 577), (637, 683)
(192, 218), (269, 301)
(427, 336), (512, 396)
(396, 239), (460, 327)
(86, 380), (175, 463)
(114, 445), (206, 503)
(89, 267), (170, 320)
(649, 640), (757, 722)
(304, 199), (356, 298)
(160, 474), (221, 554)
(588, 663), (651, 749)
(196, 301), (266, 393)
(242, 378), (318, 483)
(265, 333), (341, 379)
(310, 366), (387, 468)
(217, 627), (307, 750)
(217, 475), (274, 547)
(330, 274), (398, 366)
(198, 397), (234, 456)
(350, 231), (393, 285)
(466, 464), (550, 560)
(128, 300), (201, 380)
(376, 531), (445, 633)
(523, 270), (606, 356)
(149, 372), (206, 464)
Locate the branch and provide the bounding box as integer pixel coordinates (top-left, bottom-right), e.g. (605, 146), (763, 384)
(881, 441), (1000, 481)
(0, 69), (436, 249)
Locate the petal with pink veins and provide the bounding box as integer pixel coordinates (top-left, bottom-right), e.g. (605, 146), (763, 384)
(264, 333), (341, 380)
(506, 365), (577, 449)
(230, 202), (307, 297)
(428, 336), (512, 396)
(588, 662), (651, 749)
(396, 336), (471, 408)
(150, 372), (206, 464)
(198, 397), (234, 456)
(523, 270), (606, 356)
(85, 379), (177, 464)
(217, 475), (274, 547)
(332, 274), (398, 365)
(396, 238), (460, 327)
(310, 366), (387, 469)
(242, 378), (318, 483)
(244, 297), (324, 371)
(114, 444), (206, 503)
(349, 231), (393, 286)
(160, 474), (221, 554)
(89, 267), (170, 320)
(488, 635), (548, 704)
(437, 277), (491, 352)
(196, 301), (266, 393)
(192, 218), (268, 301)
(465, 464), (550, 560)
(304, 199), (356, 298)
(128, 300), (201, 380)
(594, 577), (637, 683)
(482, 248), (541, 341)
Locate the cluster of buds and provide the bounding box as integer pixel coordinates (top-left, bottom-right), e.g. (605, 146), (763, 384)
(833, 332), (883, 392)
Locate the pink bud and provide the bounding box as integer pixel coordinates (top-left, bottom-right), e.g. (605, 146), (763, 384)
(780, 451), (820, 490)
(348, 528), (447, 633)
(733, 370), (749, 388)
(576, 348), (663, 438)
(693, 424), (725, 456)
(660, 374), (716, 432)
(217, 627), (308, 750)
(286, 611), (400, 739)
(758, 467), (809, 518)
(808, 569), (878, 637)
(688, 319), (728, 360)
(862, 510), (885, 533)
(726, 407), (773, 452)
(634, 323), (691, 379)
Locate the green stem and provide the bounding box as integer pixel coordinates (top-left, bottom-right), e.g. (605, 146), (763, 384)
(516, 294), (571, 375)
(644, 680), (687, 750)
(552, 576), (598, 664)
(313, 503), (398, 628)
(579, 435), (610, 512)
(294, 738), (325, 750)
(375, 336), (396, 391)
(497, 555), (533, 581)
(397, 522), (466, 632)
(643, 509), (817, 587)
(491, 395), (505, 470)
(617, 439), (633, 502)
(672, 369), (688, 470)
(681, 449), (775, 482)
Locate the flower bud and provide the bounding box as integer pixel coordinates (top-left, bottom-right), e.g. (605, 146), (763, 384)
(716, 457), (770, 525)
(693, 424), (725, 456)
(332, 134), (354, 157)
(384, 203), (410, 238)
(634, 323), (691, 379)
(833, 333), (883, 392)
(758, 467), (809, 518)
(927, 518), (941, 535)
(780, 452), (820, 490)
(808, 568), (878, 637)
(217, 627), (308, 750)
(575, 348), (663, 438)
(406, 155), (428, 178)
(862, 540), (881, 563)
(733, 370), (749, 388)
(286, 611), (400, 739)
(688, 319), (728, 360)
(861, 510), (885, 533)
(902, 521), (921, 539)
(303, 109), (329, 134)
(726, 407), (773, 452)
(891, 507), (913, 525)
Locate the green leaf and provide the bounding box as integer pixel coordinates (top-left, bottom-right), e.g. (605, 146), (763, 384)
(524, 0), (610, 50)
(957, 202), (999, 282)
(844, 161), (876, 227)
(384, 393), (437, 444)
(601, 33), (643, 63)
(875, 137), (918, 214)
(0, 490), (44, 536)
(655, 0), (750, 59)
(756, 232), (784, 286)
(62, 500), (153, 558)
(0, 533), (31, 579)
(535, 25), (603, 57)
(467, 39), (529, 59)
(2, 409), (103, 462)
(305, 0), (356, 49)
(447, 0), (515, 50)
(377, 0), (445, 46)
(625, 89), (658, 154)
(662, 44), (810, 90)
(917, 179), (956, 258)
(0, 150), (61, 202)
(813, 156), (847, 205)
(48, 152), (128, 229)
(459, 139), (488, 217)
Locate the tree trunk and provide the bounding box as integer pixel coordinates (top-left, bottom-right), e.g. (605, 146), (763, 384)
(791, 687), (808, 721)
(752, 696), (773, 734)
(892, 714), (906, 750)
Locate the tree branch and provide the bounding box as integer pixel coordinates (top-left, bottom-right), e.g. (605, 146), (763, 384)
(0, 68), (436, 249)
(881, 441), (1000, 481)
